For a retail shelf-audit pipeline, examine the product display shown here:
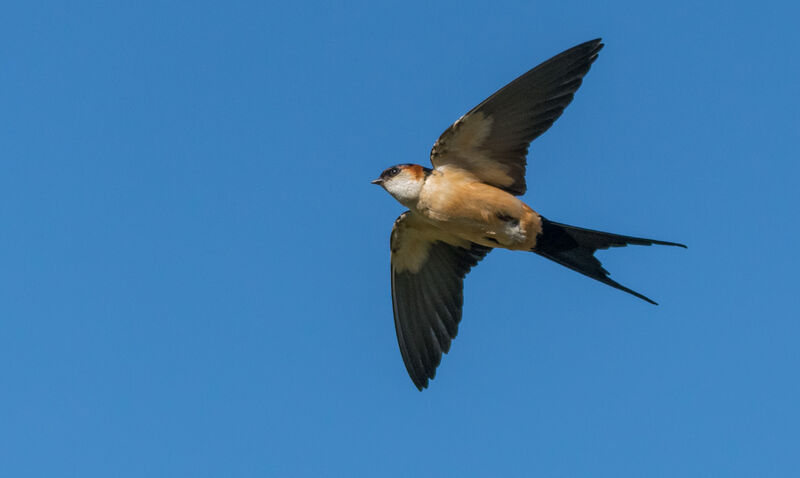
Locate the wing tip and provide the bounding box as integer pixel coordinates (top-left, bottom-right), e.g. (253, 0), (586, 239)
(587, 37), (604, 49)
(578, 38), (604, 64)
(410, 370), (431, 391)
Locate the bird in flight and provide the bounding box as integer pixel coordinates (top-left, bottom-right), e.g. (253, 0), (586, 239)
(372, 39), (686, 390)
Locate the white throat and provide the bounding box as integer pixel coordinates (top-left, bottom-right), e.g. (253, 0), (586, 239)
(385, 175), (424, 208)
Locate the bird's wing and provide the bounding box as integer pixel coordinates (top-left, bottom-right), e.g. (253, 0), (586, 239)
(390, 212), (491, 390)
(430, 38), (604, 195)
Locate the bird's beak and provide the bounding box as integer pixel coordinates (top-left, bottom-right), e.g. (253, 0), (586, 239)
(371, 178), (384, 186)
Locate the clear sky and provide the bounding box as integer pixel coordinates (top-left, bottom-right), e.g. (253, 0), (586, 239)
(2, 1), (799, 477)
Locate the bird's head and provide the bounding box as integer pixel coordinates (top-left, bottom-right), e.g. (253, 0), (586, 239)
(371, 164), (430, 207)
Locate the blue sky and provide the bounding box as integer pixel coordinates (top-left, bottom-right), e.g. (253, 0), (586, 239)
(2, 1), (799, 476)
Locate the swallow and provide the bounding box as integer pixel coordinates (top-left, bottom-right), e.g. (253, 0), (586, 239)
(372, 38), (686, 390)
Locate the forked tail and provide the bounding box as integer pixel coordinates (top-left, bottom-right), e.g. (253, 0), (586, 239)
(532, 217), (686, 304)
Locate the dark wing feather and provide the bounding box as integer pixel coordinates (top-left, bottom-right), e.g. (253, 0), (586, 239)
(390, 212), (491, 390)
(430, 39), (604, 195)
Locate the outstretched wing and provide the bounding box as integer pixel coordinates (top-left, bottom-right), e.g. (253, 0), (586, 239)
(390, 212), (491, 390)
(430, 38), (604, 195)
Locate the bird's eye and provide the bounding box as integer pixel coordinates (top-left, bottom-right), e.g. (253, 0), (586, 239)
(388, 167), (400, 176)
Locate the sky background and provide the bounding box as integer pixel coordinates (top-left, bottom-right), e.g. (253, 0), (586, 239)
(2, 1), (799, 476)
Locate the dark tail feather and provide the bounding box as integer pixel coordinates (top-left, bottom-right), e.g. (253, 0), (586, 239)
(532, 217), (687, 305)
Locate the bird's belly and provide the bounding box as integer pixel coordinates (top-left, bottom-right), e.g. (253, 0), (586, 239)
(459, 220), (529, 249)
(417, 186), (542, 250)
